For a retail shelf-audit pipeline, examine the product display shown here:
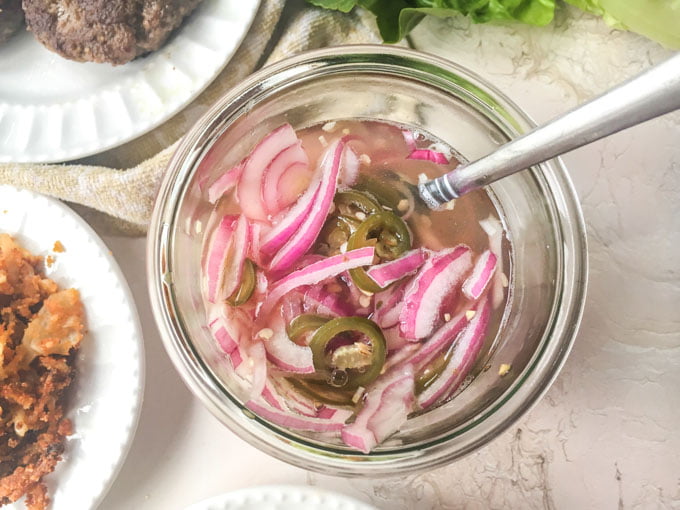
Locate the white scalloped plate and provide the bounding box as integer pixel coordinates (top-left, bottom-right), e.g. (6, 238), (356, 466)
(0, 185), (145, 510)
(0, 0), (260, 163)
(185, 486), (378, 510)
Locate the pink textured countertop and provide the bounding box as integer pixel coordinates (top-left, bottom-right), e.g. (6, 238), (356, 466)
(99, 8), (680, 509)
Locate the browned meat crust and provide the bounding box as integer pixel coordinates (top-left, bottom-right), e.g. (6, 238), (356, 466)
(0, 234), (86, 510)
(0, 0), (24, 44)
(22, 0), (204, 65)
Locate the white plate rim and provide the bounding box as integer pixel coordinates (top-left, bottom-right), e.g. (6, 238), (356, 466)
(184, 485), (378, 510)
(0, 184), (146, 510)
(0, 0), (261, 163)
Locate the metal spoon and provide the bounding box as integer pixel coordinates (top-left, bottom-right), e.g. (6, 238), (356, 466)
(419, 52), (680, 209)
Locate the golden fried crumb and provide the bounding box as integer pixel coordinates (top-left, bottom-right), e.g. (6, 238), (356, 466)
(0, 234), (86, 510)
(52, 241), (65, 253)
(45, 255), (55, 268)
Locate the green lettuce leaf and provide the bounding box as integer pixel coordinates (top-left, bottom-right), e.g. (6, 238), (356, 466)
(306, 0), (359, 13)
(305, 0), (680, 48)
(564, 0), (680, 49)
(305, 0), (555, 42)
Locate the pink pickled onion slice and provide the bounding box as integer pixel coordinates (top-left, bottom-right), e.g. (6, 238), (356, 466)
(383, 326), (409, 352)
(259, 178), (321, 258)
(407, 149), (449, 165)
(248, 222), (263, 265)
(220, 214), (251, 301)
(204, 215), (237, 303)
(271, 377), (318, 417)
(228, 345), (245, 371)
(367, 372), (415, 443)
(462, 250), (497, 301)
(262, 247), (375, 315)
(339, 145), (360, 187)
(262, 141), (310, 215)
(373, 280), (407, 329)
(246, 400), (346, 432)
(207, 164), (243, 204)
(279, 291), (305, 324)
(237, 124), (299, 222)
(407, 310), (469, 368)
(303, 286), (354, 317)
(261, 379), (286, 411)
(399, 246), (472, 340)
(479, 215), (506, 310)
(248, 340), (267, 399)
(402, 129), (416, 151)
(383, 344), (419, 373)
(275, 162), (311, 211)
(262, 317), (314, 374)
(317, 406), (354, 423)
(366, 249), (427, 289)
(341, 365), (414, 453)
(268, 140), (345, 273)
(209, 308), (241, 354)
(417, 298), (491, 409)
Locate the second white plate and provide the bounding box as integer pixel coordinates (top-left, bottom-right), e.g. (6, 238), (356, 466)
(0, 0), (260, 163)
(185, 486), (378, 510)
(0, 185), (145, 510)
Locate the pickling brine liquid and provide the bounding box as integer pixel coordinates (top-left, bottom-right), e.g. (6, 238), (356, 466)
(203, 118), (511, 452)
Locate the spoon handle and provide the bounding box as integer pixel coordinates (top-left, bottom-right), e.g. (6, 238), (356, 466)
(419, 52), (680, 208)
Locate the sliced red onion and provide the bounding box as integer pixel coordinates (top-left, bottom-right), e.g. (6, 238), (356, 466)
(248, 222), (263, 266)
(271, 377), (319, 417)
(270, 377), (318, 417)
(303, 286), (354, 317)
(261, 379), (286, 411)
(339, 146), (360, 187)
(279, 291), (305, 324)
(268, 140), (346, 273)
(262, 247), (375, 315)
(207, 163), (243, 204)
(367, 372), (415, 443)
(373, 280), (407, 329)
(479, 215), (505, 310)
(462, 250), (497, 301)
(399, 246), (472, 340)
(383, 326), (409, 352)
(402, 129), (416, 151)
(383, 344), (419, 372)
(317, 406), (354, 423)
(255, 270), (269, 295)
(407, 149), (449, 165)
(259, 183), (320, 257)
(237, 124), (299, 222)
(341, 365), (414, 453)
(262, 141), (310, 215)
(366, 249), (427, 289)
(407, 310), (469, 368)
(204, 215), (237, 303)
(246, 399), (346, 432)
(263, 317), (314, 374)
(208, 308), (240, 354)
(248, 340), (267, 399)
(417, 298), (491, 409)
(229, 345), (245, 371)
(220, 214), (251, 300)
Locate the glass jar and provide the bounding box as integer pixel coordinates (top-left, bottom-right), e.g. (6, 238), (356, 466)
(147, 46), (588, 476)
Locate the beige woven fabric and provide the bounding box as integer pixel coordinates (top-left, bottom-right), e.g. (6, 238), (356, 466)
(0, 0), (382, 235)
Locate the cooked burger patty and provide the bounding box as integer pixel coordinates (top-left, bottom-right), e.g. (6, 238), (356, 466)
(0, 0), (23, 44)
(22, 0), (204, 65)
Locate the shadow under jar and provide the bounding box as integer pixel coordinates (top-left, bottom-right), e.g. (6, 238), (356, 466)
(147, 46), (587, 476)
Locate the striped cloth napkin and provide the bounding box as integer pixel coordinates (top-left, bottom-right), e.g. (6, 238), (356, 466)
(0, 0), (382, 234)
